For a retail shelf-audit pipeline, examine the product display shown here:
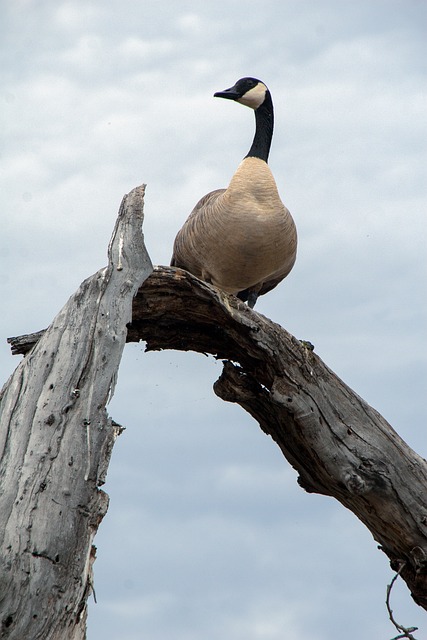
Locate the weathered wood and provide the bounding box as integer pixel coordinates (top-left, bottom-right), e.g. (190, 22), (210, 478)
(128, 266), (427, 610)
(0, 185), (152, 639)
(4, 225), (427, 621)
(7, 330), (46, 356)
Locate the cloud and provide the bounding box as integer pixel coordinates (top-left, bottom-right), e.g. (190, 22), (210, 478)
(1, 1), (426, 639)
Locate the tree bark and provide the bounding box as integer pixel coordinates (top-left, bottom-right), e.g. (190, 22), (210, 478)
(3, 186), (427, 637)
(0, 185), (152, 639)
(128, 266), (427, 611)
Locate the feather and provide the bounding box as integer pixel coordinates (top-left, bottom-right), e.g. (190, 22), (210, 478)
(171, 77), (297, 308)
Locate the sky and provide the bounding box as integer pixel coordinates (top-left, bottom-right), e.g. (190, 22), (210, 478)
(1, 0), (426, 638)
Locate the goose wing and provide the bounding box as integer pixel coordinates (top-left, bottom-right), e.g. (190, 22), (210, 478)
(170, 188), (225, 274)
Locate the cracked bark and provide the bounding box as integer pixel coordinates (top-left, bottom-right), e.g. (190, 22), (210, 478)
(128, 266), (427, 611)
(0, 185), (152, 639)
(2, 185), (427, 639)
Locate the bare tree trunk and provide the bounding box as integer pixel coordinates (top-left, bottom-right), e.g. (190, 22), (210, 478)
(0, 185), (152, 639)
(3, 185), (427, 637)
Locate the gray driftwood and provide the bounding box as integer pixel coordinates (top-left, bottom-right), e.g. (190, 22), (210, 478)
(2, 185), (427, 639)
(0, 185), (152, 639)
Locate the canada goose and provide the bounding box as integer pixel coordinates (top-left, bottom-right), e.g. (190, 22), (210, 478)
(171, 77), (297, 308)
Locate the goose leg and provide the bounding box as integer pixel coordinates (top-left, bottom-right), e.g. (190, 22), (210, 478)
(247, 290), (258, 309)
(236, 287), (259, 308)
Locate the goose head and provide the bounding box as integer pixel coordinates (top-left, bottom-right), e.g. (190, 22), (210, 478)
(214, 77), (273, 161)
(214, 77), (269, 110)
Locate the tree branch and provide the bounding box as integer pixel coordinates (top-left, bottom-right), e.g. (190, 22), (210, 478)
(128, 265), (427, 610)
(386, 563), (419, 640)
(0, 185), (152, 639)
(3, 191), (427, 636)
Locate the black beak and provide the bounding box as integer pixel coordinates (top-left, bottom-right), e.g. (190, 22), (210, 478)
(214, 85), (240, 100)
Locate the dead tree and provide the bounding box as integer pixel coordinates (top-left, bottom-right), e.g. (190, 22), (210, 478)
(1, 185), (426, 639)
(0, 186), (152, 639)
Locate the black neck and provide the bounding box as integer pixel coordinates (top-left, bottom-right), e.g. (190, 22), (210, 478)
(245, 90), (274, 162)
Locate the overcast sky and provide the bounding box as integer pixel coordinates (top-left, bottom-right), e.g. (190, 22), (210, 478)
(1, 1), (426, 638)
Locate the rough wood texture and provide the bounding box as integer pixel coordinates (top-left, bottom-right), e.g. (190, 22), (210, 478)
(128, 266), (427, 610)
(4, 201), (427, 627)
(0, 185), (152, 639)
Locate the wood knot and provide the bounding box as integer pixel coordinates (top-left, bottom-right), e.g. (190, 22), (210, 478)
(343, 471), (367, 495)
(410, 546), (427, 572)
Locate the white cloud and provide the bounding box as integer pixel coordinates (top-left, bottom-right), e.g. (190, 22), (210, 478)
(1, 2), (426, 639)
(53, 1), (102, 31)
(119, 36), (175, 61)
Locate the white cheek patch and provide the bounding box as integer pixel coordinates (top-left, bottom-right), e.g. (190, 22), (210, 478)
(237, 82), (267, 109)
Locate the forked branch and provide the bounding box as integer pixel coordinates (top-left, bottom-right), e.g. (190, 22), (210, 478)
(3, 187), (427, 640)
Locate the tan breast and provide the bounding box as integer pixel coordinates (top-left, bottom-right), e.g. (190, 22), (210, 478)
(171, 157), (297, 296)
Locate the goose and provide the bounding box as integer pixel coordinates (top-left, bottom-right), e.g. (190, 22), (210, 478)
(171, 77), (297, 308)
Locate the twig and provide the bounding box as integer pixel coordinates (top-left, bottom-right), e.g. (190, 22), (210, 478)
(386, 562), (418, 640)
